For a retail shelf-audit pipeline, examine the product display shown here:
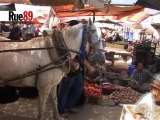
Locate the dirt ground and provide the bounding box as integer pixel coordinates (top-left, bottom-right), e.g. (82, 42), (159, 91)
(0, 97), (122, 120)
(0, 57), (131, 120)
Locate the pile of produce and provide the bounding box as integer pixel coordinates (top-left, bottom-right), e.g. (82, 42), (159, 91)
(107, 87), (142, 104)
(84, 81), (102, 97)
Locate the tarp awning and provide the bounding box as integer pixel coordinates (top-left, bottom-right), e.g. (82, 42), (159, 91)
(52, 4), (149, 22)
(117, 8), (149, 22)
(0, 0), (30, 4)
(0, 0), (150, 22)
(30, 0), (75, 6)
(53, 5), (144, 17)
(136, 0), (160, 11)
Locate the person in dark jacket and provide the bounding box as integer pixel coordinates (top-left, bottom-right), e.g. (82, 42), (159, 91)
(8, 25), (22, 40)
(58, 56), (84, 118)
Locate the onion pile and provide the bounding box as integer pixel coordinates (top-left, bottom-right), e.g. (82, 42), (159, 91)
(107, 87), (142, 104)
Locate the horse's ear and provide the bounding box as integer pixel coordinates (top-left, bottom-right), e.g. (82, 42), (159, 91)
(42, 30), (53, 37)
(42, 30), (48, 37)
(88, 18), (93, 27)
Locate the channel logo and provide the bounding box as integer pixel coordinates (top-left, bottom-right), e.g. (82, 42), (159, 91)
(9, 11), (33, 21)
(0, 3), (34, 22)
(0, 10), (34, 21)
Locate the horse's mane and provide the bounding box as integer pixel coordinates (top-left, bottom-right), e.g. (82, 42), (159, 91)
(61, 23), (85, 59)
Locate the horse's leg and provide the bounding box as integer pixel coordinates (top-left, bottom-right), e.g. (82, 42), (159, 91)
(37, 86), (51, 120)
(50, 86), (64, 120)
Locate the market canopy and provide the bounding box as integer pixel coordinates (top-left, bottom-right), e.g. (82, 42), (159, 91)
(52, 5), (149, 22)
(53, 5), (143, 17)
(0, 0), (144, 17)
(117, 7), (149, 22)
(0, 0), (150, 22)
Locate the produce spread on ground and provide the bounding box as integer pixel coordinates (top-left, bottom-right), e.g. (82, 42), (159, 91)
(84, 69), (142, 105)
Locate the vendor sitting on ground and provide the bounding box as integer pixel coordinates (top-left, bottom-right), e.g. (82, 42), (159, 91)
(128, 62), (153, 92)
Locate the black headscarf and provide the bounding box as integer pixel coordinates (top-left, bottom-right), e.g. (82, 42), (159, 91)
(67, 20), (80, 26)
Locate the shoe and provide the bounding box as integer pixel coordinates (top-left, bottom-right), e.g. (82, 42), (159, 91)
(60, 113), (68, 118)
(67, 108), (78, 114)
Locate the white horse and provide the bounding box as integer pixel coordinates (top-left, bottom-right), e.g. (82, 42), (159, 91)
(0, 22), (93, 120)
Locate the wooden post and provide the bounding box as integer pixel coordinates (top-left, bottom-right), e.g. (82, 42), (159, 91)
(92, 10), (95, 23)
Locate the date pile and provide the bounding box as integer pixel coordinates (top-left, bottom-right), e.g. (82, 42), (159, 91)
(107, 87), (142, 104)
(84, 81), (102, 97)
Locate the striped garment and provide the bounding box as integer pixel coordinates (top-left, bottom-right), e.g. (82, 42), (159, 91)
(130, 69), (153, 84)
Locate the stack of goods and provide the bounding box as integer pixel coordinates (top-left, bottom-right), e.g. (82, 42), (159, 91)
(105, 87), (142, 105)
(84, 81), (102, 104)
(132, 43), (156, 68)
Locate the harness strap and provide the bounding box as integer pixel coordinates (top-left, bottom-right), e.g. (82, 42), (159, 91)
(0, 63), (64, 86)
(0, 46), (79, 54)
(35, 65), (41, 86)
(46, 29), (71, 62)
(78, 24), (89, 62)
(45, 29), (72, 73)
(0, 56), (67, 86)
(51, 28), (71, 60)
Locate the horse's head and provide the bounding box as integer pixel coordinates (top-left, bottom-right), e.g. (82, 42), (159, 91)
(61, 19), (98, 59)
(43, 19), (100, 61)
(86, 19), (101, 48)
